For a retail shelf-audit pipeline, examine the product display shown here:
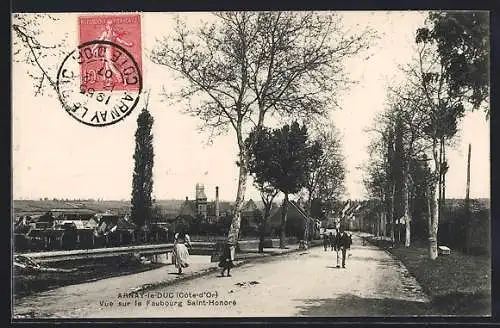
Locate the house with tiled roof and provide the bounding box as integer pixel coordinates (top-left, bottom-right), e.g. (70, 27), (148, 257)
(269, 200), (319, 240)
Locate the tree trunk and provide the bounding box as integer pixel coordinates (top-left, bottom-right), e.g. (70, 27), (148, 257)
(378, 212), (382, 237)
(389, 184), (395, 243)
(442, 139), (446, 208)
(380, 196), (387, 238)
(404, 199), (411, 247)
(379, 210), (384, 237)
(378, 213), (384, 237)
(360, 212), (364, 233)
(279, 193), (289, 248)
(465, 143), (472, 254)
(258, 205), (271, 253)
(438, 138), (443, 220)
(438, 137), (446, 223)
(304, 195), (312, 243)
(429, 181), (439, 259)
(258, 225), (265, 253)
(426, 181), (432, 249)
(403, 162), (411, 247)
(429, 139), (440, 260)
(227, 133), (249, 259)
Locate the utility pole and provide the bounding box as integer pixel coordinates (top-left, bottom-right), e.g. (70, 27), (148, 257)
(465, 143), (471, 254)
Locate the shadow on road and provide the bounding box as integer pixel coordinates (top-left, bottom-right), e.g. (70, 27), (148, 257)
(431, 292), (491, 316)
(294, 294), (433, 316)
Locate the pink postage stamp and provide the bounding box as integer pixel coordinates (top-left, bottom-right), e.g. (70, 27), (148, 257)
(78, 14), (142, 92)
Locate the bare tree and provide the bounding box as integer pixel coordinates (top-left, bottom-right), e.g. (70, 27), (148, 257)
(385, 85), (430, 247)
(401, 42), (466, 259)
(12, 14), (69, 96)
(151, 12), (375, 245)
(362, 151), (387, 237)
(365, 86), (430, 247)
(301, 122), (345, 241)
(364, 110), (397, 243)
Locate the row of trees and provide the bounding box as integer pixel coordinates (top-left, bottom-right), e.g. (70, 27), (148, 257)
(151, 12), (371, 248)
(364, 12), (489, 259)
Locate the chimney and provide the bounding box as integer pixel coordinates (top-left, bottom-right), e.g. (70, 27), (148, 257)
(215, 186), (220, 220)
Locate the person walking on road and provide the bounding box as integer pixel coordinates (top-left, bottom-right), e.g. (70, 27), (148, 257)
(333, 229), (341, 267)
(329, 231), (336, 251)
(336, 228), (351, 268)
(323, 230), (329, 251)
(172, 231), (191, 274)
(218, 241), (235, 277)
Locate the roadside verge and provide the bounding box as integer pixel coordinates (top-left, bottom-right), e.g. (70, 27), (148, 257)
(360, 234), (491, 316)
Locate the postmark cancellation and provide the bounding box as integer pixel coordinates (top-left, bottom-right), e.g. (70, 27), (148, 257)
(56, 14), (143, 127)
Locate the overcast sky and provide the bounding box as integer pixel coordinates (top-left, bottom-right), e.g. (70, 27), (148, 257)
(12, 11), (490, 202)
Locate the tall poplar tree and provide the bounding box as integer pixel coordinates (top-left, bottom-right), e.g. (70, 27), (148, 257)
(131, 108), (155, 229)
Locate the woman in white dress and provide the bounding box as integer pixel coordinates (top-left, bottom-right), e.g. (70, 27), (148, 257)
(172, 232), (191, 274)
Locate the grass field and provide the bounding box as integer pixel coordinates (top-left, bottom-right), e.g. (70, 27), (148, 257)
(13, 200), (131, 217)
(367, 237), (491, 316)
(12, 199), (188, 221)
(13, 256), (164, 299)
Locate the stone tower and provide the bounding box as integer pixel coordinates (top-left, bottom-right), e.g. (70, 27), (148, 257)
(195, 183), (207, 219)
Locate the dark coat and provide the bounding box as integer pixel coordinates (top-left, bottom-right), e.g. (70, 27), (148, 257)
(335, 232), (351, 249)
(218, 243), (234, 269)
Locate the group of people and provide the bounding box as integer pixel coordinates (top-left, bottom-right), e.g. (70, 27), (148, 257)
(172, 228), (352, 276)
(323, 228), (352, 268)
(172, 231), (234, 277)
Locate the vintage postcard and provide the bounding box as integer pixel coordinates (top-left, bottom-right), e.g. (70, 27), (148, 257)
(11, 11), (491, 319)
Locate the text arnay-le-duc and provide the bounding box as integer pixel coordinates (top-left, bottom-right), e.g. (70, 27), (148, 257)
(117, 291), (219, 299)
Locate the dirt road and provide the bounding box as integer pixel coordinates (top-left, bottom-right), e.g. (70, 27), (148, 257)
(14, 234), (433, 318)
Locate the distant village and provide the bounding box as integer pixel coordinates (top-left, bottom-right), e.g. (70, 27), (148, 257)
(14, 181), (490, 255)
(13, 183), (325, 252)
